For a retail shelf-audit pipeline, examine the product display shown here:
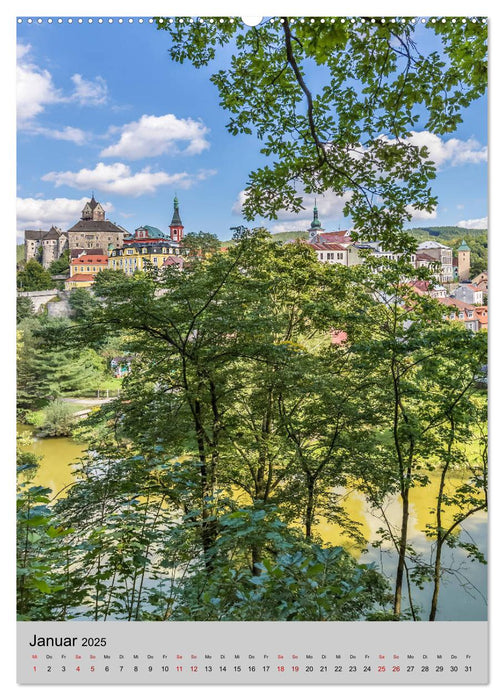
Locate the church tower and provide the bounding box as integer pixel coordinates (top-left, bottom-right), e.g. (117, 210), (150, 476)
(308, 200), (325, 239)
(169, 195), (184, 243)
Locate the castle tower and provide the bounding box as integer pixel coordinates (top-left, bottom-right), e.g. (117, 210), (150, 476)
(82, 194), (105, 222)
(169, 195), (184, 243)
(308, 200), (325, 239)
(457, 240), (471, 281)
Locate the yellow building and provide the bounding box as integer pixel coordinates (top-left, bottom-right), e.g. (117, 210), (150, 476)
(65, 254), (109, 290)
(108, 242), (185, 275)
(65, 273), (96, 290)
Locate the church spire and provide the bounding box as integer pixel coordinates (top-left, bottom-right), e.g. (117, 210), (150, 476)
(169, 195), (184, 242)
(310, 199), (322, 230)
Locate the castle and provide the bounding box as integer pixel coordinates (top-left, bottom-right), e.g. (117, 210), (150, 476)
(24, 196), (128, 269)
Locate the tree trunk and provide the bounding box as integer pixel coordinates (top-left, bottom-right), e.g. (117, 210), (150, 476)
(305, 475), (316, 541)
(393, 487), (409, 616)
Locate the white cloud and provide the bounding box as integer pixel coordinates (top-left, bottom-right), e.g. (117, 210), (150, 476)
(28, 126), (87, 145)
(71, 74), (108, 105)
(101, 114), (210, 159)
(42, 162), (216, 197)
(405, 205), (438, 220)
(456, 217), (488, 229)
(406, 131), (487, 168)
(270, 220), (312, 234)
(17, 43), (62, 126)
(17, 43), (107, 138)
(16, 196), (114, 240)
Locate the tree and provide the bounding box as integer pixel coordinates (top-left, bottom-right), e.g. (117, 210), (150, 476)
(48, 249), (70, 275)
(332, 260), (488, 617)
(16, 296), (34, 324)
(156, 17), (486, 251)
(17, 259), (53, 291)
(68, 288), (99, 321)
(17, 316), (108, 415)
(183, 231), (221, 258)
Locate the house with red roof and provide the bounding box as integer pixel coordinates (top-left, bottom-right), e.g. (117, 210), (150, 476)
(65, 254), (109, 290)
(437, 297), (482, 332)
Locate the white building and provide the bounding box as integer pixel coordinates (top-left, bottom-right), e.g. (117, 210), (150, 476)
(416, 241), (453, 282)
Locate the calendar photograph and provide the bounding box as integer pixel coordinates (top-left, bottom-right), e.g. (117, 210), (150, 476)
(16, 13), (488, 684)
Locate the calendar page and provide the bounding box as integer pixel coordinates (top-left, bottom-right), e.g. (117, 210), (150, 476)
(15, 11), (489, 685)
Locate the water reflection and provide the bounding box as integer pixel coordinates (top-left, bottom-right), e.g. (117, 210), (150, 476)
(17, 426), (487, 620)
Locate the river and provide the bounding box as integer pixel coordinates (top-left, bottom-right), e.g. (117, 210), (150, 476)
(17, 425), (487, 621)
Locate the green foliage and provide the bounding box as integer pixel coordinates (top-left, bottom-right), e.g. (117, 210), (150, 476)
(171, 507), (391, 621)
(156, 17), (486, 252)
(17, 259), (53, 291)
(183, 231), (221, 257)
(17, 18), (488, 621)
(16, 234), (483, 622)
(17, 296), (34, 324)
(17, 315), (109, 416)
(17, 243), (26, 264)
(48, 248), (70, 275)
(68, 287), (99, 321)
(38, 400), (75, 437)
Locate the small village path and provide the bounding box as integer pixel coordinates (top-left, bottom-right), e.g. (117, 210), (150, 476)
(61, 397), (114, 406)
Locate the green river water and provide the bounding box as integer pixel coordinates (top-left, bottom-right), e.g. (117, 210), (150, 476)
(17, 424), (487, 621)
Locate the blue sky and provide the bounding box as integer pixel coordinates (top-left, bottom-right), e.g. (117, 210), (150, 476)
(16, 17), (488, 242)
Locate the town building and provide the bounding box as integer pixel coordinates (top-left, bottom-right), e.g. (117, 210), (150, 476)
(409, 280), (447, 299)
(415, 241), (454, 282)
(309, 240), (348, 265)
(453, 282), (484, 306)
(108, 196), (187, 276)
(65, 254), (109, 290)
(437, 297), (482, 332)
(472, 271), (488, 293)
(108, 244), (185, 275)
(67, 196), (128, 251)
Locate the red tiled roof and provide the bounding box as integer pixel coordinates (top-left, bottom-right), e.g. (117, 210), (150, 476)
(308, 241), (346, 251)
(71, 255), (108, 265)
(67, 274), (95, 282)
(438, 297), (474, 311)
(318, 232), (353, 244)
(412, 280), (431, 292)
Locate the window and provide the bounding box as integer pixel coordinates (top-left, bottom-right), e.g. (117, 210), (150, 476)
(153, 257), (158, 263)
